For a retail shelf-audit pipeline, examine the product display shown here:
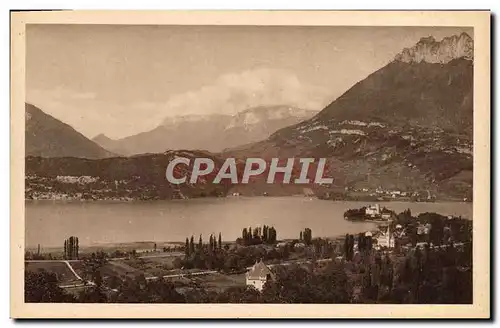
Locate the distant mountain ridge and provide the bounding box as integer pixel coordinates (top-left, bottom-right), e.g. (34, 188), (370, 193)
(93, 105), (317, 155)
(25, 103), (115, 159)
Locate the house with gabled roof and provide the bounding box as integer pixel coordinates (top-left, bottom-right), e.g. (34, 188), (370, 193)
(245, 259), (274, 292)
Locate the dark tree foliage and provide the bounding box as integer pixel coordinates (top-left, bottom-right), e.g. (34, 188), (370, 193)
(63, 236), (79, 260)
(78, 271), (108, 303)
(27, 211), (472, 305)
(185, 238), (190, 258)
(81, 251), (108, 283)
(113, 276), (185, 303)
(198, 235), (203, 250)
(343, 234), (356, 261)
(261, 263), (351, 303)
(239, 225), (277, 246)
(25, 270), (76, 303)
(189, 236), (195, 255)
(302, 228), (313, 245)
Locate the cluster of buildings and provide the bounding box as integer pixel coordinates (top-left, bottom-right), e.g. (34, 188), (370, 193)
(345, 186), (435, 200)
(243, 217), (434, 291)
(365, 204), (394, 220)
(55, 175), (99, 184)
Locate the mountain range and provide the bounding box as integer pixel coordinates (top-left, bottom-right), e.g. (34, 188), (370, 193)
(25, 33), (474, 201)
(225, 33), (473, 200)
(25, 103), (115, 159)
(92, 106), (317, 155)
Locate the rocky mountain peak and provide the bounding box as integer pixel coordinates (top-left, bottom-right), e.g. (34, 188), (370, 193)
(395, 32), (473, 64)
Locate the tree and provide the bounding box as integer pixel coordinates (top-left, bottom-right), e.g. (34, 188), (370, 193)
(343, 234), (354, 261)
(349, 235), (355, 259)
(426, 213), (446, 246)
(146, 278), (185, 303)
(82, 251), (108, 284)
(218, 232), (222, 250)
(215, 286), (261, 303)
(343, 234), (349, 258)
(25, 270), (76, 303)
(406, 222), (418, 246)
(189, 236), (195, 255)
(198, 235), (203, 250)
(69, 237), (73, 259)
(300, 231), (303, 241)
(357, 233), (365, 252)
(268, 227), (277, 244)
(185, 238), (190, 258)
(63, 236), (79, 260)
(78, 270), (107, 303)
(303, 228), (312, 245)
(261, 263), (350, 303)
(68, 237), (73, 259)
(366, 235), (373, 251)
(253, 227), (259, 240)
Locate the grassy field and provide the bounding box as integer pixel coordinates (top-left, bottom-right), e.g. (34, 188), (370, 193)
(101, 260), (155, 279)
(25, 261), (81, 284)
(107, 256), (179, 278)
(188, 273), (246, 292)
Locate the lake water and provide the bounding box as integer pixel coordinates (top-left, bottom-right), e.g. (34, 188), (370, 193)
(25, 197), (473, 248)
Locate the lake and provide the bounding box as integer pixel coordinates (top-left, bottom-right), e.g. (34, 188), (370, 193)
(25, 197), (473, 248)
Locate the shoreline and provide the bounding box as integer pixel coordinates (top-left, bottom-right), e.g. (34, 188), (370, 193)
(26, 224), (380, 253)
(24, 196), (472, 204)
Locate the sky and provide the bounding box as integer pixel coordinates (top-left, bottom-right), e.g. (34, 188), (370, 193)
(26, 25), (472, 139)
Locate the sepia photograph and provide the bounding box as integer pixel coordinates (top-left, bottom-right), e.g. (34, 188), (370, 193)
(10, 10), (490, 319)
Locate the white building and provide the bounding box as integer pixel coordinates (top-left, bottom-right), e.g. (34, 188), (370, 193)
(56, 175), (98, 184)
(246, 260), (274, 292)
(381, 211), (393, 220)
(365, 204), (381, 217)
(376, 224), (395, 248)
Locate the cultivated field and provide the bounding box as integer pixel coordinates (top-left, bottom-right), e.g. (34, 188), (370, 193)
(25, 261), (81, 284)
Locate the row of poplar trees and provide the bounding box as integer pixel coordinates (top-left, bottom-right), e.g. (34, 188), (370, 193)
(299, 228), (313, 245)
(63, 236), (79, 260)
(241, 225), (277, 245)
(184, 233), (222, 258)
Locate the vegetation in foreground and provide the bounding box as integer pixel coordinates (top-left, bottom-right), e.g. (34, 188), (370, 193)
(25, 209), (472, 304)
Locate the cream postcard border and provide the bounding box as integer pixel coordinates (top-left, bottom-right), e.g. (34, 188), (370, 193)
(10, 10), (491, 319)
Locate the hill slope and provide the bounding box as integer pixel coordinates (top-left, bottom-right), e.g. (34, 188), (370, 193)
(25, 150), (230, 200)
(25, 103), (115, 159)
